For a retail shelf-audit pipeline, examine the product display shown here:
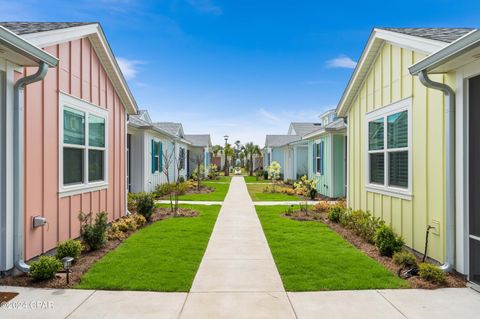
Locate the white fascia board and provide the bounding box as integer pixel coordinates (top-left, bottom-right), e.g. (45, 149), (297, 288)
(375, 28), (447, 55)
(21, 23), (138, 115)
(336, 28), (448, 117)
(303, 129), (326, 140)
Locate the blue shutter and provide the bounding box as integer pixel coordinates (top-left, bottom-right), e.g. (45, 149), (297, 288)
(151, 140), (155, 173)
(312, 142), (317, 173)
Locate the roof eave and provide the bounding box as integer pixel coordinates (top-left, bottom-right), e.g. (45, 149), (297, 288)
(20, 23), (138, 115)
(336, 28), (449, 117)
(410, 29), (480, 75)
(0, 26), (58, 67)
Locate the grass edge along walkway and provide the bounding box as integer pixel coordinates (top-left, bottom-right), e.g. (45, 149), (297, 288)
(256, 205), (408, 291)
(177, 181), (230, 201)
(247, 183), (303, 201)
(76, 204), (221, 292)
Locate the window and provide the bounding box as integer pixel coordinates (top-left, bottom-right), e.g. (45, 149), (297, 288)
(365, 98), (411, 198)
(60, 94), (108, 196)
(179, 147), (186, 169)
(151, 140), (162, 173)
(313, 141), (324, 175)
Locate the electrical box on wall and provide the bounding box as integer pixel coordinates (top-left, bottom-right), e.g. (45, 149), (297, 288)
(430, 220), (441, 236)
(32, 216), (47, 228)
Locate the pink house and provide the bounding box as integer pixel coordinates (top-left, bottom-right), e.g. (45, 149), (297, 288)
(0, 22), (137, 273)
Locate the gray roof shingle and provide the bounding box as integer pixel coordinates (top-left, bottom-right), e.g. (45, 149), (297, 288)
(290, 122), (322, 137)
(380, 28), (474, 43)
(185, 134), (211, 147)
(265, 135), (301, 148)
(0, 22), (95, 35)
(154, 122), (182, 136)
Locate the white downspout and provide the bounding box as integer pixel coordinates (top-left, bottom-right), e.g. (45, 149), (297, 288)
(13, 62), (49, 272)
(418, 70), (455, 272)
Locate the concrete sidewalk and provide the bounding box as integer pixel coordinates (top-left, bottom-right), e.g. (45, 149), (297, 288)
(2, 176), (480, 318)
(2, 285), (480, 319)
(156, 200), (223, 205)
(181, 176), (296, 318)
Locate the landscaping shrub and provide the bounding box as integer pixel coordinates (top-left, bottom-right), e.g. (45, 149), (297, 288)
(263, 170), (269, 180)
(79, 211), (108, 251)
(314, 201), (331, 214)
(56, 239), (84, 261)
(108, 214), (147, 241)
(393, 251), (417, 268)
(127, 193), (138, 212)
(255, 169), (264, 180)
(135, 192), (155, 221)
(207, 164), (219, 180)
(419, 263), (446, 283)
(279, 187), (296, 195)
(155, 183), (175, 197)
(29, 256), (62, 281)
(132, 213), (147, 227)
(374, 225), (404, 256)
(293, 175), (318, 199)
(327, 204), (345, 223)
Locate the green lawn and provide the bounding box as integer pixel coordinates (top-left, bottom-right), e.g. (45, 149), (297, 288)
(247, 183), (302, 201)
(77, 205), (220, 292)
(208, 176), (232, 183)
(243, 176), (271, 183)
(256, 205), (408, 291)
(177, 182), (230, 201)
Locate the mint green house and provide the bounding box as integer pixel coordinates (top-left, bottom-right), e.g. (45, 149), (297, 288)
(305, 110), (347, 198)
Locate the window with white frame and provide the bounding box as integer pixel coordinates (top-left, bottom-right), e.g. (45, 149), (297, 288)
(315, 141), (324, 175)
(179, 147), (186, 169)
(60, 94), (108, 195)
(366, 98), (411, 197)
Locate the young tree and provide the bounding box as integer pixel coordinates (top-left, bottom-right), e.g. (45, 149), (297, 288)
(268, 161), (281, 192)
(162, 146), (174, 212)
(193, 153), (205, 191)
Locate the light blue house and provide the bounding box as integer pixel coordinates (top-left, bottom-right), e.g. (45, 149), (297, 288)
(264, 123), (320, 181)
(303, 110), (347, 198)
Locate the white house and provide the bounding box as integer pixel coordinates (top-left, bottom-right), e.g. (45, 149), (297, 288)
(127, 111), (191, 193)
(184, 134), (213, 178)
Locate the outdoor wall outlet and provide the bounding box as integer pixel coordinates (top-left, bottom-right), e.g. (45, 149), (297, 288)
(430, 220), (440, 236)
(32, 216), (47, 228)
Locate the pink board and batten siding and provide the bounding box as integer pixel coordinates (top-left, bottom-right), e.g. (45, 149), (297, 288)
(20, 37), (126, 261)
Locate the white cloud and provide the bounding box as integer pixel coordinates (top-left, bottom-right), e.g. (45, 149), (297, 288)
(326, 55), (357, 69)
(116, 57), (145, 80)
(259, 108), (281, 123)
(187, 0), (222, 15)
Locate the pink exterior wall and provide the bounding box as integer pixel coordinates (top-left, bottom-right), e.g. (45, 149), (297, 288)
(21, 37), (127, 260)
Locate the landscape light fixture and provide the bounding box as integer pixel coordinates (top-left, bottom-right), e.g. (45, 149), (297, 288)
(61, 256), (74, 284)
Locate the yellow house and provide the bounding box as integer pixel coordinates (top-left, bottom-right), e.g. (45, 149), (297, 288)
(408, 29), (480, 285)
(336, 28), (476, 280)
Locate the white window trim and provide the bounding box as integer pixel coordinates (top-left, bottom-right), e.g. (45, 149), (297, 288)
(365, 97), (412, 200)
(315, 141), (322, 175)
(59, 92), (109, 197)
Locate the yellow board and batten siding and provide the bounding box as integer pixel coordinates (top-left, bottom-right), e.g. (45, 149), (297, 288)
(347, 42), (450, 263)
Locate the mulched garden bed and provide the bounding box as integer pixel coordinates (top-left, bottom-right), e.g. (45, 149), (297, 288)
(282, 208), (466, 289)
(0, 207), (199, 289)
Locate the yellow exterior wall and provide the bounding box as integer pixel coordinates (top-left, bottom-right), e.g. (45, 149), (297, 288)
(347, 43), (450, 262)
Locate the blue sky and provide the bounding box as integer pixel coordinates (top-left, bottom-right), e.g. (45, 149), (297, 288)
(1, 0), (479, 145)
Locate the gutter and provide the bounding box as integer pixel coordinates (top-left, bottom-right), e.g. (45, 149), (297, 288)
(13, 62), (50, 272)
(417, 70), (455, 272)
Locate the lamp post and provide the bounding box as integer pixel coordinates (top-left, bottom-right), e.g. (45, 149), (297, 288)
(224, 135), (229, 176)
